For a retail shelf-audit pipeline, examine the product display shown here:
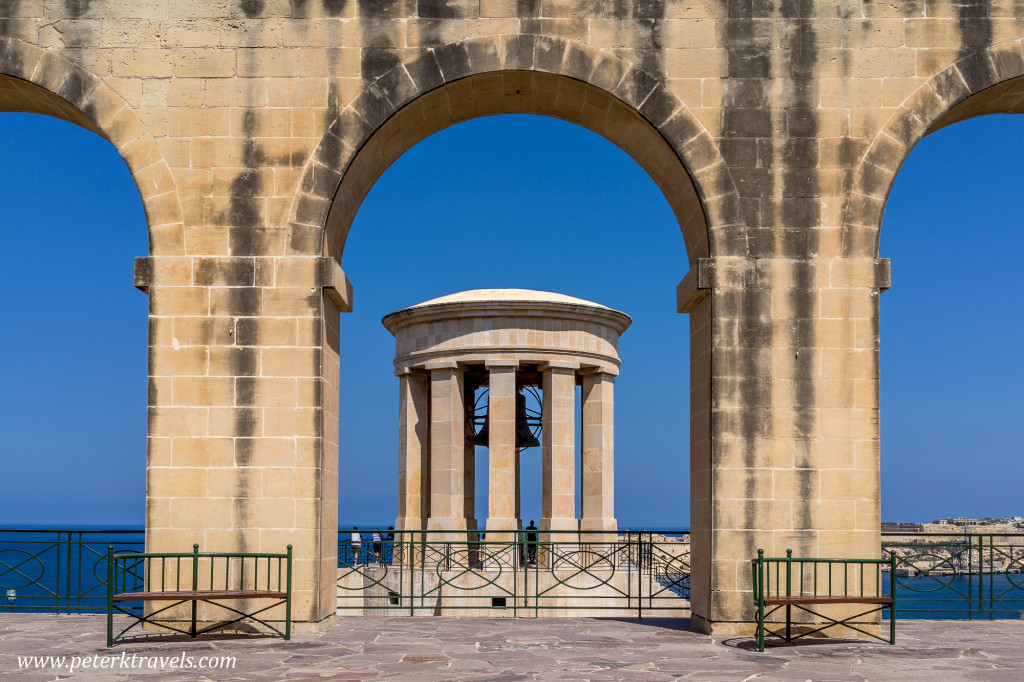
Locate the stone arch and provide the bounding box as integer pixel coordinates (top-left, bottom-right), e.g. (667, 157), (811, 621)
(288, 35), (741, 267)
(0, 36), (183, 253)
(845, 38), (1024, 257)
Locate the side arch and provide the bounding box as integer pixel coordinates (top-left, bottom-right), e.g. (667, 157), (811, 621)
(0, 36), (183, 253)
(287, 35), (741, 267)
(844, 38), (1024, 257)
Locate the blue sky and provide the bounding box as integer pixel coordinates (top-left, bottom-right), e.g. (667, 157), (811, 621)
(1, 111), (1022, 527)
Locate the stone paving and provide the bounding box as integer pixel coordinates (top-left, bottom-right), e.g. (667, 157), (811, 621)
(1, 614), (1022, 681)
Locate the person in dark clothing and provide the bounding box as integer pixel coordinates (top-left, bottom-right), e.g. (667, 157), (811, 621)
(385, 526), (395, 565)
(525, 521), (539, 565)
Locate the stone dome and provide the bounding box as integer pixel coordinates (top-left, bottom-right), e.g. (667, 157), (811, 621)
(410, 289), (609, 309)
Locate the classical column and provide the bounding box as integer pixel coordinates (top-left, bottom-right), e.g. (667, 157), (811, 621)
(541, 363), (579, 540)
(426, 362), (467, 534)
(484, 361), (519, 541)
(580, 371), (616, 540)
(396, 370), (429, 531)
(463, 385), (477, 534)
(463, 448), (476, 532)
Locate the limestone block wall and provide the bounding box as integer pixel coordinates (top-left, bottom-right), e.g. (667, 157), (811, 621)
(3, 0), (1024, 630)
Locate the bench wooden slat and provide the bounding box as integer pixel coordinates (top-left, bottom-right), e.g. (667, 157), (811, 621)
(764, 596), (892, 606)
(113, 590), (286, 602)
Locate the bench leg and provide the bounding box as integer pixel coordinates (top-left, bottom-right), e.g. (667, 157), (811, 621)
(890, 603), (896, 645)
(191, 601), (197, 638)
(757, 604), (765, 652)
(785, 605), (791, 642)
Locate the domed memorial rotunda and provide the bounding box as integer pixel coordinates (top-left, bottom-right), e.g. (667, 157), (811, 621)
(382, 290), (631, 543)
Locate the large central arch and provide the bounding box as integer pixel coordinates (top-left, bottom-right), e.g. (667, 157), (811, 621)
(283, 36), (742, 629)
(289, 36), (742, 264)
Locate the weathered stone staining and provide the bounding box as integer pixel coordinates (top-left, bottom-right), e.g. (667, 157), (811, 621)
(382, 289), (631, 544)
(4, 0), (1024, 633)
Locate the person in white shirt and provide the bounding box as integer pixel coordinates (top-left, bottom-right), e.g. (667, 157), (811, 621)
(350, 527), (362, 565)
(372, 530), (383, 565)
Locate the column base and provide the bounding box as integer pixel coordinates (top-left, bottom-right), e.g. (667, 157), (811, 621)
(292, 613), (338, 633)
(539, 518), (578, 568)
(484, 518), (521, 543)
(426, 517), (468, 543)
(426, 518), (468, 531)
(540, 517), (579, 533)
(579, 517), (617, 543)
(395, 517), (424, 531)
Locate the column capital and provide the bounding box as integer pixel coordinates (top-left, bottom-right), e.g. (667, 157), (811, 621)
(395, 366), (430, 378)
(579, 367), (618, 379)
(423, 360), (460, 371)
(538, 361), (579, 372)
(484, 359), (519, 369)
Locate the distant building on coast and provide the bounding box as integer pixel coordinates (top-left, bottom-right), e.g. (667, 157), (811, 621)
(881, 517), (1024, 533)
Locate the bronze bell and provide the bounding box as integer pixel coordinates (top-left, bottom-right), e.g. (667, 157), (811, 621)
(515, 391), (540, 449)
(470, 408), (489, 447)
(469, 391), (540, 449)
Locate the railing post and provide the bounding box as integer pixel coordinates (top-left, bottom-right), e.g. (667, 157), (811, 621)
(106, 545), (114, 647)
(785, 549), (793, 642)
(536, 534), (542, 616)
(74, 532), (81, 614)
(513, 536), (518, 618)
(191, 543), (199, 636)
(889, 550), (897, 645)
(65, 531), (72, 614)
(975, 534), (982, 620)
(637, 536), (643, 619)
(55, 531), (62, 615)
(285, 545), (292, 641)
(625, 533), (632, 612)
(755, 549), (765, 652)
(986, 534), (993, 620)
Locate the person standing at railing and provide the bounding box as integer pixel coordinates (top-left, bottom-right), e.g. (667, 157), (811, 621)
(372, 529), (383, 565)
(350, 527), (363, 565)
(385, 527), (394, 565)
(525, 521), (539, 565)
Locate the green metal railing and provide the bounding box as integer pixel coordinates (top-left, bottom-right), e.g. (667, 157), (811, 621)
(0, 529), (144, 613)
(881, 532), (1024, 619)
(106, 544), (292, 646)
(336, 529), (691, 615)
(4, 527), (1022, 618)
(751, 549), (897, 652)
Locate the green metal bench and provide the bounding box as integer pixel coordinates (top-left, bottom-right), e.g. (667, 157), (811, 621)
(751, 549), (896, 652)
(106, 544), (291, 647)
